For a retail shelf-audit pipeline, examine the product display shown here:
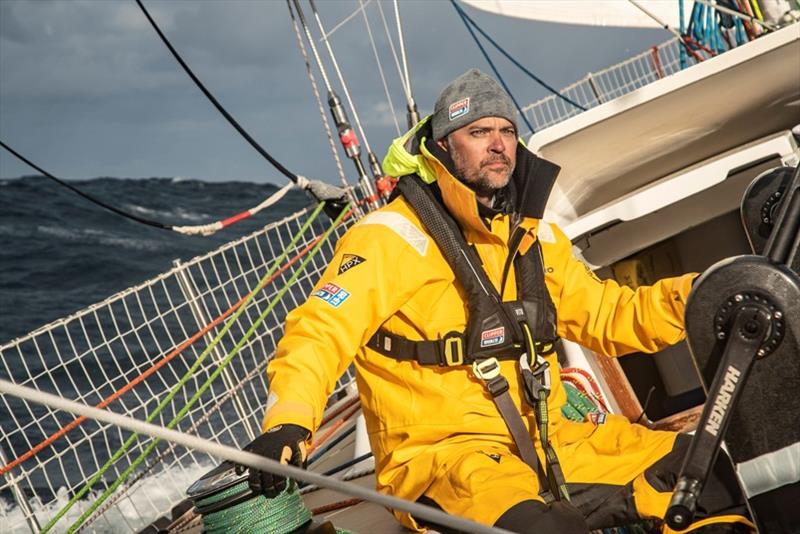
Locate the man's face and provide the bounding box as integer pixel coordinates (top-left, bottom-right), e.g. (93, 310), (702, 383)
(438, 116), (517, 203)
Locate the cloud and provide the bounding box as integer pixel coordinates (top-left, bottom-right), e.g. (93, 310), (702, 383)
(1, 0), (664, 182)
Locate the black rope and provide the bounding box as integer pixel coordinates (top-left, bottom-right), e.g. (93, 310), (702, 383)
(135, 0), (301, 185)
(0, 140), (172, 231)
(452, 0), (587, 112)
(451, 1), (536, 134)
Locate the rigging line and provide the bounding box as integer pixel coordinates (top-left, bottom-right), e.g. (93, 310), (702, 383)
(134, 0), (303, 187)
(375, 0), (411, 103)
(360, 0), (402, 136)
(451, 2), (536, 134)
(393, 0), (420, 127)
(291, 0), (333, 93)
(319, 0), (372, 41)
(393, 0), (412, 101)
(287, 0), (349, 188)
(309, 0), (374, 156)
(452, 1), (587, 113)
(1, 139), (304, 236)
(0, 140), (170, 231)
(626, 0), (715, 61)
(694, 0), (777, 30)
(0, 380), (512, 534)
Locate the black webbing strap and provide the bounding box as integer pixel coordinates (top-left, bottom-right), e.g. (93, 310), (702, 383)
(472, 358), (556, 504)
(368, 329), (525, 367)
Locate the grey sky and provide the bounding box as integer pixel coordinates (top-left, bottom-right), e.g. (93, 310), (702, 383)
(0, 0), (666, 185)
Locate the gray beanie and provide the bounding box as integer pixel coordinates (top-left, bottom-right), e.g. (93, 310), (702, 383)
(431, 68), (517, 140)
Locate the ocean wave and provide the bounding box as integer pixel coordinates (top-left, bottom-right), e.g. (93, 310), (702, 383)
(36, 226), (162, 251)
(0, 462), (212, 533)
(124, 204), (210, 222)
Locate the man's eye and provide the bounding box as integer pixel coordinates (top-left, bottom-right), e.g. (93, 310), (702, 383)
(471, 129), (487, 136)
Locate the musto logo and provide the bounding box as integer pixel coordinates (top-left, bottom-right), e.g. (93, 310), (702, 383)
(480, 326), (505, 348)
(704, 365), (741, 437)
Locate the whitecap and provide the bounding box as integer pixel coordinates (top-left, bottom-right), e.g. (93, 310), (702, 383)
(0, 462), (213, 533)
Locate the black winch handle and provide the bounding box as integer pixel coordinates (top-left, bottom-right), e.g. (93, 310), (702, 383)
(665, 306), (769, 530)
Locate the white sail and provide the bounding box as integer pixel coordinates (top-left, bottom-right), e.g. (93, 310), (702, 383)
(461, 0), (696, 28)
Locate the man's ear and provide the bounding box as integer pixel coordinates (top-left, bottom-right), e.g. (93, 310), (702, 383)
(436, 137), (449, 152)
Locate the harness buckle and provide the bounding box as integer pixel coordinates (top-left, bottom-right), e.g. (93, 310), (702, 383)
(443, 334), (464, 366)
(472, 357), (501, 380)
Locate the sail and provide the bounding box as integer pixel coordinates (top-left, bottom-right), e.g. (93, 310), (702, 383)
(461, 0), (695, 28)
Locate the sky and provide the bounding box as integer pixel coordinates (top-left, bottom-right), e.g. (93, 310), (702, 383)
(0, 0), (668, 185)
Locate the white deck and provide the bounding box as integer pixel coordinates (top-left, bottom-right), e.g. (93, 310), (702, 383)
(530, 24), (800, 229)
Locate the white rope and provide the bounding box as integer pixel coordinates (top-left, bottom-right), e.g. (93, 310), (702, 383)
(319, 0), (372, 41)
(376, 0), (411, 103)
(171, 181), (296, 236)
(0, 379), (511, 534)
(310, 0), (374, 155)
(360, 0), (402, 136)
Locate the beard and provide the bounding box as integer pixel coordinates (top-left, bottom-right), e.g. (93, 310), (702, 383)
(450, 151), (515, 199)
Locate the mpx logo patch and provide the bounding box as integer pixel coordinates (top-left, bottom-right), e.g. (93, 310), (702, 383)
(337, 254), (365, 274)
(480, 326), (505, 348)
(313, 282), (350, 308)
(448, 98), (470, 121)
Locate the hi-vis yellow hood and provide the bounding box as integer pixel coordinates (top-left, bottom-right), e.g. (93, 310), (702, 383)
(382, 115), (562, 240)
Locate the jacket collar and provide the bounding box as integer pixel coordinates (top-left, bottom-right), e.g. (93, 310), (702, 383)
(383, 117), (561, 236)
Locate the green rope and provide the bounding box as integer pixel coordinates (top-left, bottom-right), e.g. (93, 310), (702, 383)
(197, 479), (356, 534)
(199, 481), (311, 534)
(41, 202), (337, 533)
(561, 381), (600, 422)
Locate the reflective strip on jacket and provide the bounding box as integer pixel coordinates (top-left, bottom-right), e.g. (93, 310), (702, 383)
(263, 118), (696, 521)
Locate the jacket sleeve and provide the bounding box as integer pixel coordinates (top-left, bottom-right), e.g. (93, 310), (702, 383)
(261, 214), (429, 434)
(541, 222), (697, 357)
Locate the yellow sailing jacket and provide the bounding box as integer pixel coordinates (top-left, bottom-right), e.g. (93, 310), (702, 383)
(263, 118), (696, 519)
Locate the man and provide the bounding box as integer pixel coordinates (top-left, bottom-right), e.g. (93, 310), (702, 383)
(247, 69), (752, 532)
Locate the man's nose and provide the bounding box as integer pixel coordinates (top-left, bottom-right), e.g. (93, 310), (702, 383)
(488, 132), (508, 153)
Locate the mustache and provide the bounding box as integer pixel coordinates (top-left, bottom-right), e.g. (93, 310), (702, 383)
(481, 155), (511, 167)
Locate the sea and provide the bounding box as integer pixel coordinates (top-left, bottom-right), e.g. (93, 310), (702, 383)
(0, 175), (314, 532)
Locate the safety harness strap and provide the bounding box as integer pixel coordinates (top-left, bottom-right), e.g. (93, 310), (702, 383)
(472, 358), (556, 503)
(367, 330), (526, 367)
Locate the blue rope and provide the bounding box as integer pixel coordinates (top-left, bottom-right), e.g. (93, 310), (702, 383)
(451, 0), (536, 134)
(451, 0), (586, 113)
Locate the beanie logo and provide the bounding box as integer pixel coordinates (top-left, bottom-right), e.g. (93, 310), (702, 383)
(448, 98), (470, 121)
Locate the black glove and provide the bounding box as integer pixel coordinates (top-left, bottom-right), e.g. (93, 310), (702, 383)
(240, 424), (311, 498)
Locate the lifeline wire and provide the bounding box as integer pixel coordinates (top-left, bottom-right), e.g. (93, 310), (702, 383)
(134, 0), (304, 187)
(0, 379), (512, 534)
(451, 1), (537, 134)
(451, 0), (587, 113)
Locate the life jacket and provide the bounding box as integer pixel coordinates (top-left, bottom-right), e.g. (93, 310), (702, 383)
(367, 143), (570, 501)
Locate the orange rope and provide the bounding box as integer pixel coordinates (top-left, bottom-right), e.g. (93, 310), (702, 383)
(1, 207), (358, 475)
(311, 497), (363, 515)
(308, 401), (361, 455)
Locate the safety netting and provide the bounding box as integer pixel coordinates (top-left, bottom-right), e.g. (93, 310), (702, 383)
(0, 201), (361, 533)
